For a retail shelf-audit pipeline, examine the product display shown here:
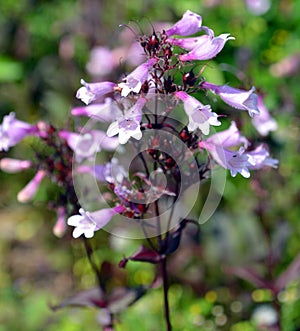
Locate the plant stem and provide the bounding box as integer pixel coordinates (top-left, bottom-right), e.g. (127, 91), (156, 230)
(161, 257), (172, 331)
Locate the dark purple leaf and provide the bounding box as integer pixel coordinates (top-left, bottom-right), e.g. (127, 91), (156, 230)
(224, 266), (270, 288)
(275, 252), (300, 291)
(51, 288), (106, 310)
(119, 245), (161, 268)
(107, 286), (147, 313)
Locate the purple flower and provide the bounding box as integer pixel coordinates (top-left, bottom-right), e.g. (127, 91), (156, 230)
(118, 58), (157, 97)
(175, 91), (220, 135)
(103, 158), (128, 184)
(17, 169), (46, 203)
(179, 33), (234, 61)
(71, 98), (120, 122)
(201, 82), (259, 117)
(0, 158), (32, 173)
(0, 112), (38, 151)
(76, 79), (116, 105)
(200, 142), (255, 178)
(252, 94), (277, 136)
(206, 121), (249, 148)
(168, 35), (211, 51)
(86, 46), (116, 77)
(165, 10), (202, 37)
(67, 206), (125, 238)
(245, 0), (271, 15)
(247, 144), (278, 170)
(59, 130), (119, 162)
(76, 164), (107, 182)
(107, 98), (146, 144)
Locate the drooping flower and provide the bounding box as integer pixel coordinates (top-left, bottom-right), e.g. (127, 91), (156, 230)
(107, 98), (146, 144)
(118, 58), (157, 97)
(0, 158), (32, 173)
(67, 206), (125, 238)
(179, 33), (235, 61)
(76, 79), (116, 105)
(201, 82), (259, 117)
(17, 169), (46, 203)
(0, 112), (38, 151)
(59, 130), (119, 162)
(252, 94), (278, 136)
(165, 10), (203, 37)
(200, 143), (255, 178)
(247, 144), (278, 170)
(175, 91), (221, 135)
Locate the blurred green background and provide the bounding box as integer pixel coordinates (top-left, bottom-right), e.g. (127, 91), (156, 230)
(0, 0), (300, 330)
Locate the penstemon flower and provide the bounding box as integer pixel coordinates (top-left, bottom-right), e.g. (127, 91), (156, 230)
(252, 94), (278, 136)
(175, 91), (221, 134)
(0, 112), (38, 151)
(76, 79), (116, 105)
(200, 82), (260, 117)
(165, 10), (203, 37)
(179, 33), (235, 61)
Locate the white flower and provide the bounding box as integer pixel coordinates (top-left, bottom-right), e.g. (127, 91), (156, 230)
(67, 207), (120, 238)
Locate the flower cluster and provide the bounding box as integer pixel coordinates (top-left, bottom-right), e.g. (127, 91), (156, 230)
(0, 10), (278, 241)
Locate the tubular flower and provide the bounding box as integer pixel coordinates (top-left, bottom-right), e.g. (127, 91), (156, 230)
(59, 130), (119, 162)
(67, 206), (125, 238)
(201, 82), (259, 117)
(206, 121), (249, 149)
(252, 94), (278, 136)
(175, 91), (220, 135)
(76, 79), (116, 105)
(200, 142), (255, 178)
(118, 58), (157, 97)
(165, 10), (202, 37)
(71, 98), (120, 122)
(179, 34), (235, 61)
(168, 35), (212, 51)
(0, 158), (32, 173)
(53, 207), (67, 238)
(247, 144), (278, 170)
(17, 169), (46, 203)
(0, 112), (38, 151)
(107, 98), (146, 144)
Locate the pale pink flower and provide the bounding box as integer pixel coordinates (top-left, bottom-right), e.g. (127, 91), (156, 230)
(53, 207), (67, 238)
(206, 121), (249, 148)
(175, 91), (220, 135)
(165, 10), (202, 37)
(247, 144), (278, 170)
(118, 58), (157, 97)
(0, 158), (32, 173)
(0, 112), (38, 151)
(76, 79), (116, 105)
(17, 169), (46, 203)
(201, 82), (259, 117)
(252, 95), (277, 136)
(179, 34), (235, 61)
(107, 98), (146, 144)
